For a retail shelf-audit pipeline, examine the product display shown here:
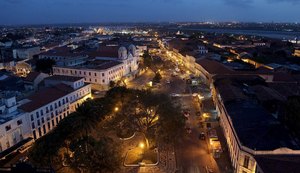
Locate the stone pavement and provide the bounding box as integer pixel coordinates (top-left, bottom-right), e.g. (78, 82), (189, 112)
(121, 143), (177, 173)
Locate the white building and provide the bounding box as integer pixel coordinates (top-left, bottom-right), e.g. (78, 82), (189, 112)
(0, 94), (32, 153)
(39, 46), (88, 67)
(24, 72), (49, 91)
(13, 47), (41, 60)
(53, 45), (139, 88)
(19, 76), (92, 140)
(0, 76), (91, 157)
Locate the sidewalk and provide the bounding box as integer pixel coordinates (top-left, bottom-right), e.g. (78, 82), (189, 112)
(120, 135), (177, 173)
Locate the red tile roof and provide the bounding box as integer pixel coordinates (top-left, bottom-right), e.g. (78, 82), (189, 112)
(89, 46), (119, 58)
(19, 83), (74, 112)
(196, 58), (234, 75)
(273, 73), (297, 83)
(46, 75), (83, 82)
(255, 155), (300, 173)
(24, 72), (41, 82)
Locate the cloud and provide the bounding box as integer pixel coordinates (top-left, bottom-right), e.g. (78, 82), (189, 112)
(222, 0), (253, 7)
(266, 0), (300, 3)
(223, 0), (300, 7)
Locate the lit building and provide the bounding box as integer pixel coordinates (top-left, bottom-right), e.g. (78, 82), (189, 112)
(294, 49), (300, 57)
(0, 94), (32, 153)
(0, 75), (91, 157)
(39, 46), (88, 67)
(19, 75), (92, 140)
(52, 45), (139, 89)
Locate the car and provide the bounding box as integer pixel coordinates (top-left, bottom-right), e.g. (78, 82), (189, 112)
(93, 91), (100, 95)
(186, 127), (192, 134)
(199, 132), (205, 140)
(170, 93), (180, 97)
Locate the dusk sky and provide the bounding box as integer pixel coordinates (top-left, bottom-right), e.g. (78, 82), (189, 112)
(1, 0), (300, 25)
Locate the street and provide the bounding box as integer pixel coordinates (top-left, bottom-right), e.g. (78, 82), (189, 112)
(126, 50), (233, 173)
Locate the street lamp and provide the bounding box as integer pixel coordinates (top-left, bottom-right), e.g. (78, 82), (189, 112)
(114, 107), (119, 112)
(139, 142), (145, 149)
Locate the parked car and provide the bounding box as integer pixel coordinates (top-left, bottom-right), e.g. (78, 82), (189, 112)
(199, 132), (205, 140)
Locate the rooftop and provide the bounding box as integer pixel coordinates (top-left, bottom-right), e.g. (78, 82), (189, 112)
(225, 101), (299, 150)
(214, 76), (300, 151)
(39, 46), (86, 57)
(19, 83), (75, 112)
(45, 75), (83, 82)
(255, 155), (300, 173)
(88, 46), (119, 58)
(24, 72), (41, 82)
(196, 58), (234, 75)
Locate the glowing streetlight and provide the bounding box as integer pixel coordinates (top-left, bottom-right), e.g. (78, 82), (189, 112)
(139, 142), (145, 149)
(114, 107), (119, 112)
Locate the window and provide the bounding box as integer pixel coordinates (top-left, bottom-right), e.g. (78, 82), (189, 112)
(52, 119), (55, 127)
(40, 110), (43, 116)
(95, 73), (97, 76)
(38, 127), (42, 137)
(46, 107), (49, 113)
(102, 79), (105, 83)
(32, 122), (35, 129)
(89, 72), (91, 76)
(33, 130), (37, 140)
(17, 120), (22, 125)
(36, 112), (39, 118)
(5, 125), (11, 131)
(50, 105), (53, 111)
(31, 114), (34, 121)
(243, 155), (250, 168)
(37, 120), (40, 126)
(48, 122), (51, 130)
(102, 73), (104, 76)
(41, 117), (44, 124)
(43, 125), (46, 134)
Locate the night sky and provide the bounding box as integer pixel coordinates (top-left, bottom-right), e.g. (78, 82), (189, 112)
(0, 0), (300, 25)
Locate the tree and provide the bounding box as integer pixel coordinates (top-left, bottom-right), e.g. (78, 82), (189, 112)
(109, 81), (116, 88)
(68, 137), (121, 173)
(110, 88), (186, 148)
(152, 72), (162, 83)
(35, 59), (56, 74)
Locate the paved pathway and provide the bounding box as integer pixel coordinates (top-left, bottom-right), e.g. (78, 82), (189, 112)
(121, 143), (177, 173)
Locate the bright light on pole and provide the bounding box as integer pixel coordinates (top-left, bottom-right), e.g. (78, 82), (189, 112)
(114, 107), (119, 112)
(139, 142), (145, 149)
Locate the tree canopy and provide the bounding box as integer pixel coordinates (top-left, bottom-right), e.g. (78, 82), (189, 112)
(29, 87), (185, 172)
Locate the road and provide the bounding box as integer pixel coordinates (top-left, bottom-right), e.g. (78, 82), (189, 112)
(176, 95), (220, 173)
